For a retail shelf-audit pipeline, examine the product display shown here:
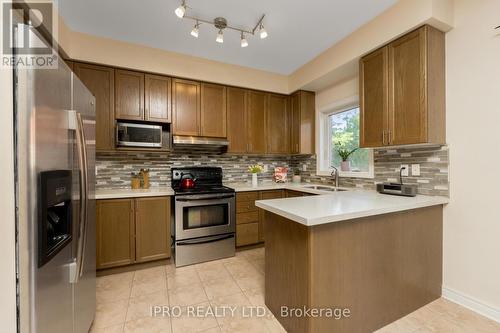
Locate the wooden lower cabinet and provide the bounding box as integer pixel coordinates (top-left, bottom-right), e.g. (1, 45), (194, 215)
(236, 190), (284, 246)
(96, 196), (171, 269)
(236, 223), (260, 247)
(135, 197), (171, 262)
(285, 190), (313, 198)
(96, 199), (135, 269)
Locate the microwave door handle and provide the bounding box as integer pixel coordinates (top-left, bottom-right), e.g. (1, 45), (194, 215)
(176, 195), (235, 202)
(177, 234), (234, 246)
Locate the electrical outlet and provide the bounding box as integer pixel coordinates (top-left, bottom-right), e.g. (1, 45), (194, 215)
(302, 164), (307, 172)
(400, 164), (409, 177)
(411, 164), (421, 176)
(263, 164), (268, 173)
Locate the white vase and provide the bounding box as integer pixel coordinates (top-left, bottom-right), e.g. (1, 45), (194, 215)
(340, 160), (351, 171)
(252, 173), (258, 187)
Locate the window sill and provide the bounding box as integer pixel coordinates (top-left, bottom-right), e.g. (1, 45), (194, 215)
(316, 170), (375, 179)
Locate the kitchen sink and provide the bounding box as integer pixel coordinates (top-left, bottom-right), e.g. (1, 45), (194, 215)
(302, 185), (347, 192)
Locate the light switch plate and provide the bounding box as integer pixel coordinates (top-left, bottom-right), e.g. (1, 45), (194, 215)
(263, 164), (268, 173)
(411, 164), (421, 176)
(302, 164), (307, 172)
(401, 164), (409, 177)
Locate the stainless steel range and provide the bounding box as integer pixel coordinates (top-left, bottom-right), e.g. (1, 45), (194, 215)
(171, 167), (235, 267)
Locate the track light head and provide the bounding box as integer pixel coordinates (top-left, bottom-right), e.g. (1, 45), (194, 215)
(190, 22), (200, 38)
(259, 24), (268, 39)
(216, 29), (224, 43)
(240, 32), (248, 48)
(175, 1), (186, 18)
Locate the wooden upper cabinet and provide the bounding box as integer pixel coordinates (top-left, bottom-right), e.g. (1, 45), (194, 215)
(145, 74), (171, 123)
(227, 87), (248, 153)
(115, 69), (145, 121)
(388, 28), (426, 145)
(360, 25), (445, 147)
(135, 197), (171, 262)
(96, 199), (135, 269)
(172, 78), (201, 136)
(290, 93), (300, 154)
(247, 91), (267, 154)
(266, 94), (289, 154)
(388, 25), (445, 145)
(360, 47), (388, 148)
(290, 91), (315, 154)
(201, 83), (227, 138)
(73, 62), (115, 151)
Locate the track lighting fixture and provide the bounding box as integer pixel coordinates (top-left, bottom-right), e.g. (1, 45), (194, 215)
(190, 21), (200, 38)
(259, 24), (268, 39)
(174, 0), (186, 18)
(216, 29), (224, 43)
(174, 1), (268, 47)
(240, 32), (248, 48)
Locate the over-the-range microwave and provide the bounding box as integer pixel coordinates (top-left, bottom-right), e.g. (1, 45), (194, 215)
(116, 122), (163, 148)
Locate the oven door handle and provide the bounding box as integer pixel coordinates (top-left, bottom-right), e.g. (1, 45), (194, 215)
(177, 234), (234, 246)
(176, 195), (235, 201)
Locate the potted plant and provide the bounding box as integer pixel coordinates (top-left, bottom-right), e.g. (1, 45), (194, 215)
(292, 168), (301, 183)
(248, 164), (264, 187)
(333, 133), (358, 171)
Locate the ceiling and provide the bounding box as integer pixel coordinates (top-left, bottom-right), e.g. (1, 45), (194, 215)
(58, 0), (398, 75)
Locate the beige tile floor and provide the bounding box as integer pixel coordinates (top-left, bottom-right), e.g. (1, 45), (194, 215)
(91, 247), (500, 333)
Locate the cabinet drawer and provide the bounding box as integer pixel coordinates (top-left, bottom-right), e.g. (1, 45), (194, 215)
(261, 190), (284, 200)
(236, 200), (257, 213)
(237, 211), (259, 225)
(236, 191), (259, 202)
(236, 222), (259, 247)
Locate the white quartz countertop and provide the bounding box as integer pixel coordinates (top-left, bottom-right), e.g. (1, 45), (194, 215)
(95, 187), (174, 199)
(255, 191), (449, 227)
(226, 182), (352, 195)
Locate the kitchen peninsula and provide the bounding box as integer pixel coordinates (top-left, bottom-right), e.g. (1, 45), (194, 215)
(256, 192), (448, 333)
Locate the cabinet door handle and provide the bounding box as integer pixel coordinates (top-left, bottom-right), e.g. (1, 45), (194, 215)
(388, 131), (392, 145)
(382, 131), (386, 145)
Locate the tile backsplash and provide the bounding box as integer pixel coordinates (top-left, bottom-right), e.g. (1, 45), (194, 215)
(292, 145), (449, 197)
(96, 145), (449, 196)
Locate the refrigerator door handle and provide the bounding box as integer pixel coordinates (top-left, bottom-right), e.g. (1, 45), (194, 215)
(72, 111), (89, 282)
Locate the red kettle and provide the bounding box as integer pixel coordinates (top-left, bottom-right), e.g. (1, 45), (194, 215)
(180, 173), (196, 189)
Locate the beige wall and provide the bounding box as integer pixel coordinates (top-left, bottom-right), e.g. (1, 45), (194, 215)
(0, 5), (18, 330)
(443, 0), (500, 316)
(315, 76), (359, 111)
(289, 0), (454, 92)
(60, 27), (290, 94)
(55, 0), (454, 95)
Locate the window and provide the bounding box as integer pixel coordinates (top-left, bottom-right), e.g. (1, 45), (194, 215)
(318, 97), (374, 178)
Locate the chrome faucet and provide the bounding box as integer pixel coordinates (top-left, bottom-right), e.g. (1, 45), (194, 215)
(331, 166), (339, 187)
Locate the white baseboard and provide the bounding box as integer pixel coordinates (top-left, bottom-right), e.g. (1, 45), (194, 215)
(442, 287), (500, 323)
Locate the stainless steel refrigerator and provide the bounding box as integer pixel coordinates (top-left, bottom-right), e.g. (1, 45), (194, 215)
(15, 46), (97, 331)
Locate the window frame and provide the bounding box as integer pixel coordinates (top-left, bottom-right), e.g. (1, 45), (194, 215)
(316, 96), (374, 179)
